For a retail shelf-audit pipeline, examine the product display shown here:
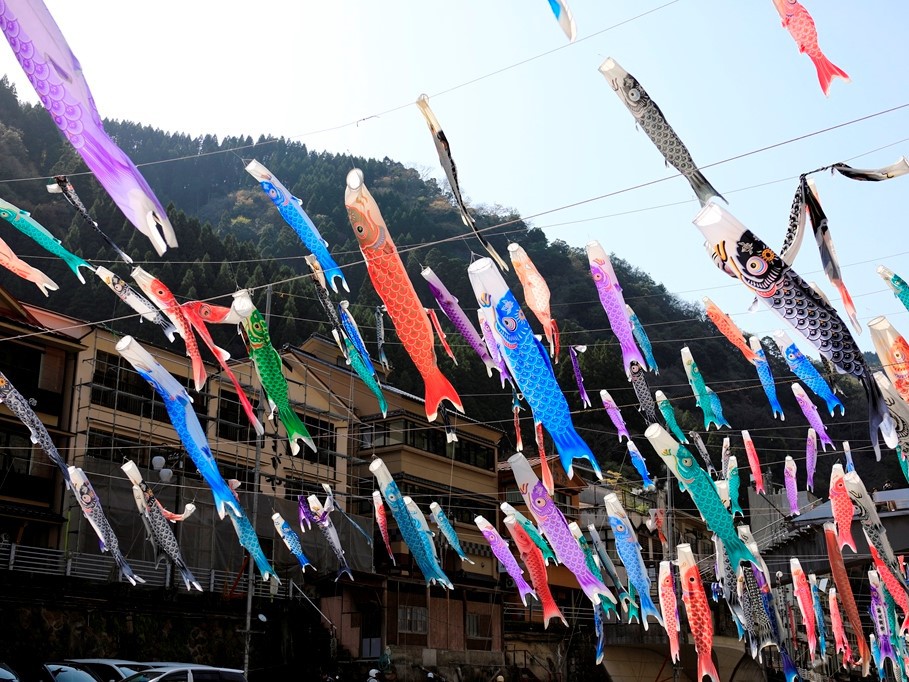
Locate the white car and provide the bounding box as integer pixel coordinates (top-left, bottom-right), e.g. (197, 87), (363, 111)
(65, 659), (149, 682)
(121, 668), (246, 682)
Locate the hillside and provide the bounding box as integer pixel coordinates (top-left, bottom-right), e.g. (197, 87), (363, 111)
(0, 76), (896, 490)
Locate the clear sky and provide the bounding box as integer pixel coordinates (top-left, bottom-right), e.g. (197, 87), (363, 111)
(0, 0), (907, 352)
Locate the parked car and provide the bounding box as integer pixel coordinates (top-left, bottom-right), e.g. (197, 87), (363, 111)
(121, 668), (246, 682)
(0, 662), (20, 681)
(65, 661), (149, 682)
(12, 662), (101, 682)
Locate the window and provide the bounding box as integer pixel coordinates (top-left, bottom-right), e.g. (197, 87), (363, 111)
(452, 437), (494, 469)
(394, 480), (495, 526)
(398, 606), (428, 634)
(359, 424), (375, 449)
(86, 430), (178, 469)
(0, 422), (36, 477)
(504, 489), (523, 505)
(0, 343), (41, 398)
(553, 491), (575, 519)
(359, 417), (495, 469)
(91, 351), (207, 423)
(0, 343), (67, 414)
(217, 390), (256, 443)
(189, 672), (220, 682)
(466, 613), (491, 639)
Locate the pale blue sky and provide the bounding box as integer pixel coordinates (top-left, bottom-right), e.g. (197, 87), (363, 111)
(0, 0), (907, 350)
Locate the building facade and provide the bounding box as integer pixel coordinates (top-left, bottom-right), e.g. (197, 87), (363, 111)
(0, 286), (509, 681)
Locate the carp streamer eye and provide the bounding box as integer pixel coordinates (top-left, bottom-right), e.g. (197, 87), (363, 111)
(746, 256), (768, 275)
(534, 496), (546, 508)
(682, 457), (692, 467)
(627, 88), (641, 103)
(355, 223), (364, 234)
(502, 317), (517, 332)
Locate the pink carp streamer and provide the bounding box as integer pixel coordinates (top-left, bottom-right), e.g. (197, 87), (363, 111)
(771, 0), (849, 95)
(509, 243), (561, 360)
(0, 234), (57, 296)
(741, 430), (765, 494)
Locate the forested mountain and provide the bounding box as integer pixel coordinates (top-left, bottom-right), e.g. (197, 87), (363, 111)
(0, 76), (897, 489)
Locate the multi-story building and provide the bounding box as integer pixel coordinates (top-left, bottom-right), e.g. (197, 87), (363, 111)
(0, 285), (507, 681)
(0, 288), (84, 548)
(2, 281), (789, 682)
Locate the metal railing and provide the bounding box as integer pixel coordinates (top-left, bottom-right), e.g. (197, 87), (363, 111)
(1, 541), (284, 599)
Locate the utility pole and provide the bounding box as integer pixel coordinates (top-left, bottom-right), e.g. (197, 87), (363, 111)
(243, 284), (271, 677)
(664, 465), (682, 682)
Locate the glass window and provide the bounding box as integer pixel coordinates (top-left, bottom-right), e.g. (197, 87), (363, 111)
(91, 351), (204, 423)
(0, 422), (36, 477)
(359, 424), (375, 449)
(397, 605), (428, 634)
(86, 430), (177, 468)
(466, 613), (491, 639)
(190, 672), (220, 682)
(47, 666), (99, 681)
(217, 390), (255, 443)
(0, 343), (41, 397)
(219, 674), (247, 682)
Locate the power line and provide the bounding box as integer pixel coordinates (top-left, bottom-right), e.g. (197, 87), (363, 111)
(0, 0), (685, 185)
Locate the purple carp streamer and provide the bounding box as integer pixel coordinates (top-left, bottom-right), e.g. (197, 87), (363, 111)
(586, 241), (646, 378)
(475, 515), (535, 606)
(0, 1), (176, 255)
(416, 95), (508, 271)
(805, 428), (818, 492)
(568, 345), (591, 408)
(791, 383), (834, 451)
(422, 266), (496, 377)
(600, 389), (630, 441)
